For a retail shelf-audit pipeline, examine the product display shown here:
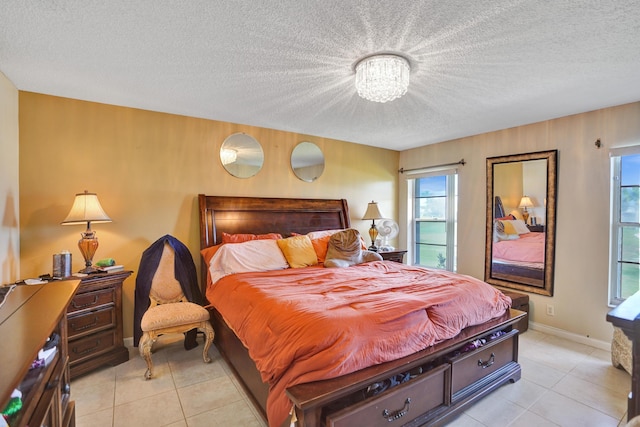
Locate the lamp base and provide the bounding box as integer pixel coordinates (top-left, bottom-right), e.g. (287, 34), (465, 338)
(79, 265), (103, 274)
(368, 221), (379, 252)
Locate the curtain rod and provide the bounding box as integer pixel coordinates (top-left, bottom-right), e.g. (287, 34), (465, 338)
(398, 158), (466, 174)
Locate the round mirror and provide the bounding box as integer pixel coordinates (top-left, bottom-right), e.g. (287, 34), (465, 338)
(291, 141), (324, 182)
(220, 133), (264, 178)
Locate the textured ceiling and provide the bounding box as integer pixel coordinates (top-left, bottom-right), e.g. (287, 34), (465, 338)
(1, 1), (640, 151)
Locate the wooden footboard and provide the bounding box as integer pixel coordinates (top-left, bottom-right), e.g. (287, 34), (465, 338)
(209, 306), (524, 427)
(286, 309), (523, 427)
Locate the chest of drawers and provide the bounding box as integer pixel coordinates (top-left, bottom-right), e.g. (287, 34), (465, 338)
(66, 270), (132, 378)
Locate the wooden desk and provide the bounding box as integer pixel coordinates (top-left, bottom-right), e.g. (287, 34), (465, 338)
(0, 280), (79, 427)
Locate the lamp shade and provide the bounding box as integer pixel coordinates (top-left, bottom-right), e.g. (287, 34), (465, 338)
(362, 201), (384, 220)
(518, 196), (534, 209)
(61, 191), (112, 225)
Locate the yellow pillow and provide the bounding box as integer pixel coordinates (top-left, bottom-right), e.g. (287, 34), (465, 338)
(501, 220), (517, 235)
(277, 235), (318, 268)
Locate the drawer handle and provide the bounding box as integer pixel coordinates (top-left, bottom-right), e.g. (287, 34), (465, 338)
(72, 295), (99, 309)
(72, 339), (101, 356)
(478, 353), (495, 369)
(71, 316), (98, 331)
(382, 398), (411, 422)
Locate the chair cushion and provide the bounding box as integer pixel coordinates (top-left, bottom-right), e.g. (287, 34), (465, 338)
(141, 302), (210, 331)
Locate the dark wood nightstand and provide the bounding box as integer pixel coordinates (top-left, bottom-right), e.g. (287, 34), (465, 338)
(527, 224), (545, 232)
(66, 270), (132, 378)
(379, 250), (407, 263)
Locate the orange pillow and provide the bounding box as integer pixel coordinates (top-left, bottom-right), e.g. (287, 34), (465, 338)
(222, 232), (283, 244)
(311, 235), (332, 263)
(201, 244), (223, 265)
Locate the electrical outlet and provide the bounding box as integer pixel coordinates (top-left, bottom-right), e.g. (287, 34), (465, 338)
(546, 304), (555, 316)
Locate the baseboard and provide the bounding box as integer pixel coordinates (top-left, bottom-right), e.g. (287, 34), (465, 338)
(529, 321), (610, 351)
(124, 336), (134, 348)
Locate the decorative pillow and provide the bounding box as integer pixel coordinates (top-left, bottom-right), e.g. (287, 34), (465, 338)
(222, 232), (283, 244)
(496, 214), (516, 221)
(310, 234), (332, 263)
(208, 239), (288, 285)
(494, 221), (520, 242)
(499, 220), (518, 235)
(324, 229), (382, 268)
(201, 244), (223, 266)
(510, 219), (530, 234)
(307, 229), (368, 262)
(277, 235), (318, 268)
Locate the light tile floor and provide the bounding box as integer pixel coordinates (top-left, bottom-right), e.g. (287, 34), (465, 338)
(71, 329), (631, 427)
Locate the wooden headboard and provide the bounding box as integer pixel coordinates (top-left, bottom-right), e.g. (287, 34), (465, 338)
(197, 194), (351, 288)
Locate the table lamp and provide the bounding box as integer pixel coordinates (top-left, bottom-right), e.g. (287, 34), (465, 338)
(362, 201), (384, 252)
(518, 196), (533, 225)
(61, 190), (112, 274)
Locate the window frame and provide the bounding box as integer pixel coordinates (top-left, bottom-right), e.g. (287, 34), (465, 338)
(609, 147), (640, 306)
(409, 171), (458, 271)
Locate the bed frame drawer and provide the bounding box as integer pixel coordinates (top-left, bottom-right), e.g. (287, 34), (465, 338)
(448, 330), (517, 396)
(326, 364), (450, 427)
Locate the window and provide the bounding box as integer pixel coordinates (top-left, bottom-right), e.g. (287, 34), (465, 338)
(610, 150), (640, 305)
(411, 173), (457, 271)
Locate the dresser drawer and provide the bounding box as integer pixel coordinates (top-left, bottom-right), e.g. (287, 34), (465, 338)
(68, 306), (116, 339)
(448, 331), (517, 395)
(67, 288), (115, 314)
(326, 364), (450, 427)
(69, 329), (116, 364)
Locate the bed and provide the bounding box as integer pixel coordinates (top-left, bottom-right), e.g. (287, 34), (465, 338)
(490, 218), (545, 286)
(198, 195), (524, 427)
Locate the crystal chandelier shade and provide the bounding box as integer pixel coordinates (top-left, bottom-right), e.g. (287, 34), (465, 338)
(355, 54), (410, 103)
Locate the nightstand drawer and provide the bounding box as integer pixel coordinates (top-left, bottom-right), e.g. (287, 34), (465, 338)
(67, 288), (114, 314)
(69, 329), (116, 364)
(68, 306), (116, 339)
(326, 364), (449, 427)
(448, 330), (517, 396)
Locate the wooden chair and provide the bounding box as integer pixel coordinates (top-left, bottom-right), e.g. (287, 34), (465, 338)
(139, 242), (214, 379)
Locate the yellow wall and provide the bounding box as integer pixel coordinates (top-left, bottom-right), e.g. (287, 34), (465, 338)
(399, 101), (640, 344)
(18, 92), (399, 338)
(0, 72), (19, 284)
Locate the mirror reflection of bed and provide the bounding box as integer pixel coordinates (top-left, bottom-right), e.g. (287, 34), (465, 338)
(491, 195), (545, 287)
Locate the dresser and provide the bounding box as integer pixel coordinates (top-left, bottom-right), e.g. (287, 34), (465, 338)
(66, 270), (132, 378)
(0, 280), (79, 427)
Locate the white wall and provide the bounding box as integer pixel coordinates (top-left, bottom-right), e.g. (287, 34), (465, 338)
(399, 102), (640, 344)
(0, 71), (19, 283)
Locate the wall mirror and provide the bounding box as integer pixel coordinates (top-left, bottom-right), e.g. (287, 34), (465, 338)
(485, 150), (558, 296)
(291, 141), (324, 182)
(220, 133), (264, 178)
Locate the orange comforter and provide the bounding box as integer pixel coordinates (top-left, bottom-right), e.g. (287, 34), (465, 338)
(207, 261), (511, 426)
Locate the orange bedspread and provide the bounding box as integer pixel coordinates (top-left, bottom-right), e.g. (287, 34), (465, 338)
(207, 261), (511, 427)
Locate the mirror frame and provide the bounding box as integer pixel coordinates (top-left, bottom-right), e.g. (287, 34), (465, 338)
(291, 141), (325, 182)
(484, 150), (558, 296)
(220, 133), (264, 179)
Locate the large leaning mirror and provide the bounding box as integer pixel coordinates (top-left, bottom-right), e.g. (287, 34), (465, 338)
(485, 150), (558, 296)
(291, 141), (325, 182)
(220, 133), (264, 178)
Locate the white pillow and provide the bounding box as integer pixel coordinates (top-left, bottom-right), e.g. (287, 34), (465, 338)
(511, 219), (530, 234)
(208, 239), (288, 285)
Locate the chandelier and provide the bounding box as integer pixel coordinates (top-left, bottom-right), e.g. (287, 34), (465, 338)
(355, 54), (410, 103)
